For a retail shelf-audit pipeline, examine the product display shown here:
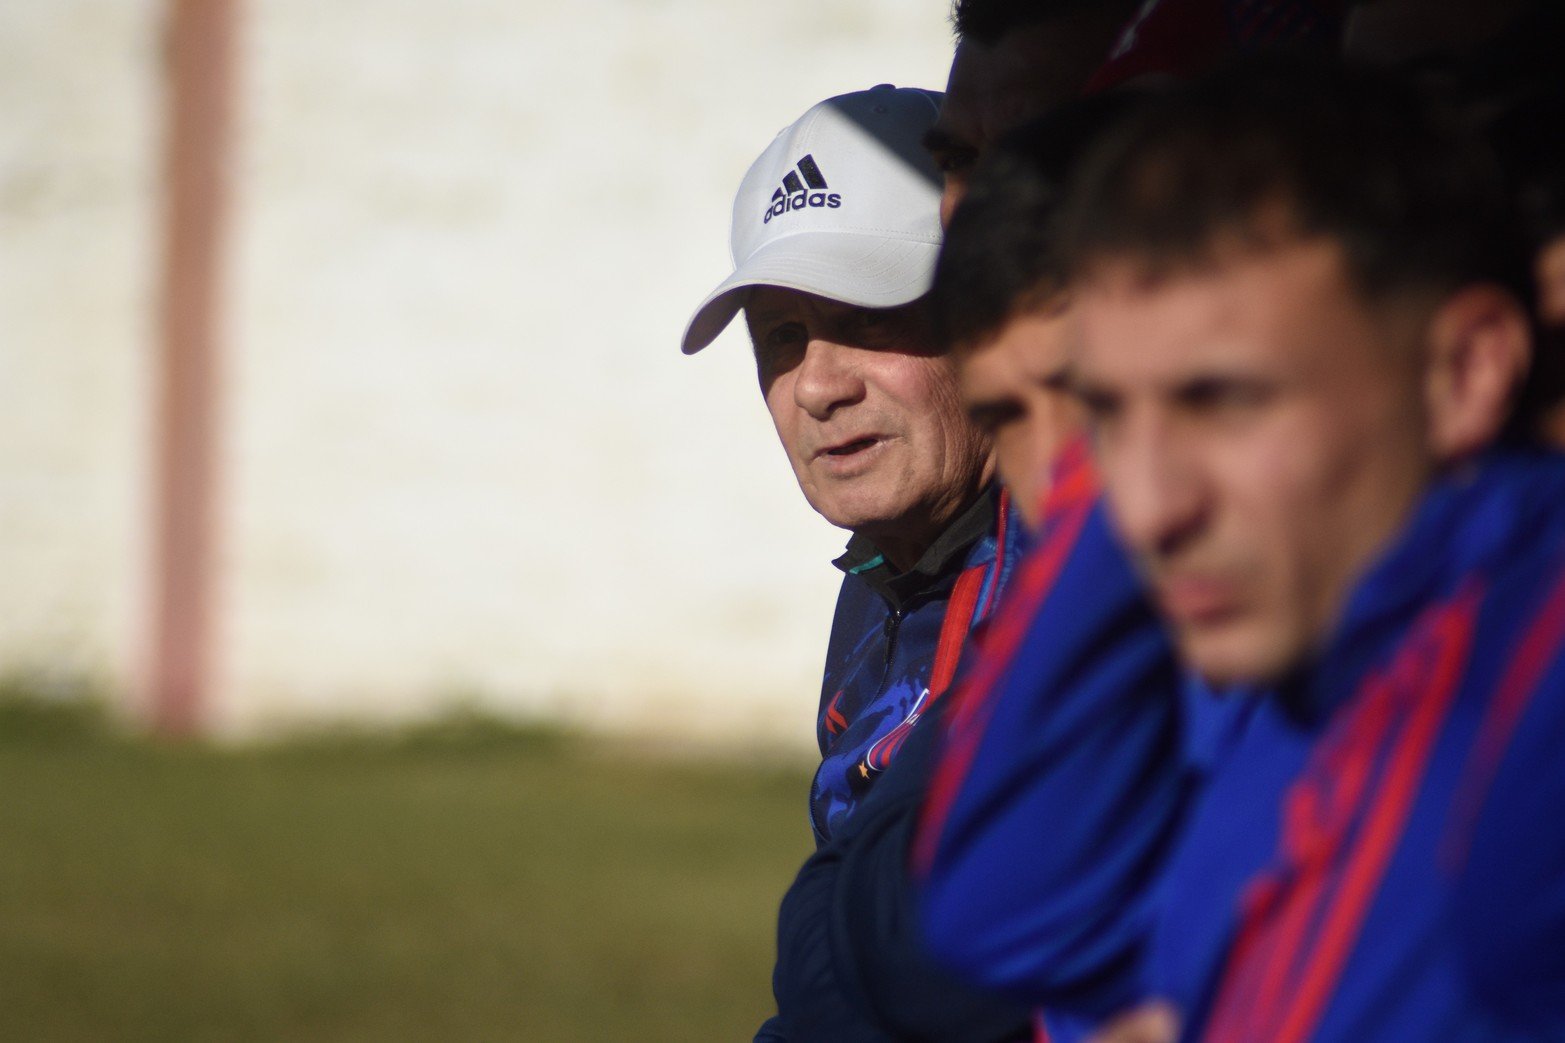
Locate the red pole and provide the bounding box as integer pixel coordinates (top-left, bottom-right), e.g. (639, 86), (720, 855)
(148, 0), (237, 736)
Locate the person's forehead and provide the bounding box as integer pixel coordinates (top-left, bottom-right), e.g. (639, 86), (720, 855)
(939, 40), (1002, 129)
(1075, 241), (1364, 372)
(938, 28), (1087, 144)
(956, 335), (1023, 397)
(960, 308), (1072, 387)
(992, 307), (1075, 373)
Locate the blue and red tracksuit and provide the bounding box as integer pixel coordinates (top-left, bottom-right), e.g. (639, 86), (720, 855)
(918, 447), (1565, 1041)
(811, 484), (1027, 846)
(916, 442), (1230, 1041)
(752, 484), (1031, 1042)
(1149, 448), (1565, 1041)
(761, 685), (1036, 1043)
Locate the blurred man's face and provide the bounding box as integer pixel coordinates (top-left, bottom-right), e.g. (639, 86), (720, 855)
(1536, 235), (1565, 327)
(746, 287), (992, 568)
(955, 300), (1082, 531)
(1528, 236), (1565, 449)
(926, 15), (1127, 226)
(1072, 238), (1435, 684)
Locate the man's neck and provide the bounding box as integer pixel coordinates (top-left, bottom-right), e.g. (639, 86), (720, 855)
(848, 484), (999, 579)
(874, 531), (938, 576)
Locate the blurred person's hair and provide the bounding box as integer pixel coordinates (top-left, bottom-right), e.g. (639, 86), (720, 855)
(1060, 55), (1528, 305)
(1453, 0), (1564, 109)
(1487, 89), (1565, 254)
(932, 93), (1142, 351)
(1346, 0), (1560, 96)
(951, 0), (1139, 46)
(1514, 162), (1565, 258)
(1485, 86), (1565, 441)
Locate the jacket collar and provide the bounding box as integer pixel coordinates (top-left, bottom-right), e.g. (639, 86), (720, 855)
(1282, 448), (1565, 724)
(833, 484), (1000, 610)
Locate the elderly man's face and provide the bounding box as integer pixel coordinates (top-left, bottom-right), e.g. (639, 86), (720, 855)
(746, 287), (992, 568)
(1072, 239), (1436, 685)
(955, 301), (1082, 531)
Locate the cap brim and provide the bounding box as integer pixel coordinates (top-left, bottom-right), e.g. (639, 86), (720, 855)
(680, 231), (940, 354)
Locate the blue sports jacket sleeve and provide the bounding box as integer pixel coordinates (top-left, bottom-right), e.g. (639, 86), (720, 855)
(1455, 599), (1565, 1032)
(1139, 449), (1565, 1041)
(917, 462), (1191, 1020)
(753, 1015), (787, 1043)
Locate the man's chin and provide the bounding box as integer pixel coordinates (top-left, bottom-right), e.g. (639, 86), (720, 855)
(818, 504), (905, 536)
(818, 504), (935, 553)
(1178, 623), (1300, 689)
(810, 485), (904, 530)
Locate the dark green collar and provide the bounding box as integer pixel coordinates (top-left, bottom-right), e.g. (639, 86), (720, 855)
(832, 484), (997, 609)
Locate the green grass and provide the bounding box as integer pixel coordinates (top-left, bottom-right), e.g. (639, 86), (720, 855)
(0, 704), (813, 1041)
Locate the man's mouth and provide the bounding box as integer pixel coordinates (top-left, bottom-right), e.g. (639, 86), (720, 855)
(1156, 575), (1242, 626)
(814, 435), (888, 474)
(823, 436), (880, 457)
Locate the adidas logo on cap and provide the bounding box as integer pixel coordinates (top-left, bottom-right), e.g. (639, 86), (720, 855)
(763, 154), (842, 224)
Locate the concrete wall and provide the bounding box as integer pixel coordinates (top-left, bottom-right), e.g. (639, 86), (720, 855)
(0, 1), (957, 751)
(0, 1), (159, 704)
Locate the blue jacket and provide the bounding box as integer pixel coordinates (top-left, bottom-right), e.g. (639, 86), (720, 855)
(762, 692), (1034, 1043)
(917, 444), (1223, 1039)
(1151, 449), (1565, 1041)
(922, 448), (1565, 1041)
(756, 483), (1031, 1042)
(811, 485), (1027, 846)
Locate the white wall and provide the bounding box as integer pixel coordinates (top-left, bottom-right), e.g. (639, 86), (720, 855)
(0, 0), (957, 751)
(0, 1), (159, 703)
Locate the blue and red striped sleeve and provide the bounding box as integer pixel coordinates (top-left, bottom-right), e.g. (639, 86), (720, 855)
(915, 444), (1190, 1021)
(1452, 563), (1565, 1032)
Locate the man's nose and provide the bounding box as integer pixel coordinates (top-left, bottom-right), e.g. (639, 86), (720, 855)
(793, 339), (866, 420)
(938, 175), (966, 230)
(1102, 411), (1206, 560)
(999, 422), (1053, 534)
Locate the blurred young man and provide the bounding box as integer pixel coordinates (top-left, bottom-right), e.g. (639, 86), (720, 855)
(930, 109), (1113, 528)
(917, 103), (1199, 1043)
(1061, 60), (1565, 1041)
(682, 85), (1029, 1041)
(914, 12), (1353, 1036)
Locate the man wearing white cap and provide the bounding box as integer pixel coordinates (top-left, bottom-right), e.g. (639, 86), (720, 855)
(683, 85), (1030, 1040)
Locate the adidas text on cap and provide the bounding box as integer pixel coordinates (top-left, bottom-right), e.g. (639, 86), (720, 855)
(681, 84), (945, 354)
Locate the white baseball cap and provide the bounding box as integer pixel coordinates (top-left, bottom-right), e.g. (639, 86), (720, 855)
(681, 84), (945, 354)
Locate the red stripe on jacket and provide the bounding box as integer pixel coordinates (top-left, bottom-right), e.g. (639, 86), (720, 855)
(1444, 560), (1565, 868)
(1205, 585), (1482, 1043)
(913, 440), (1098, 875)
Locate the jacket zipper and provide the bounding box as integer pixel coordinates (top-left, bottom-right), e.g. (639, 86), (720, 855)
(877, 608), (904, 697)
(810, 604), (904, 845)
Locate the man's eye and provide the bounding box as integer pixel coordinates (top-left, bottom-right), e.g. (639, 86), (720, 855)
(842, 308), (902, 346)
(764, 323), (807, 350)
(1179, 378), (1274, 415)
(754, 324), (807, 381)
(1038, 366), (1073, 394)
(934, 148), (978, 175)
(967, 401), (1024, 435)
(1075, 387), (1121, 426)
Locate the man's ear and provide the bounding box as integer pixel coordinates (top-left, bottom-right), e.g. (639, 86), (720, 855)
(1423, 284), (1532, 463)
